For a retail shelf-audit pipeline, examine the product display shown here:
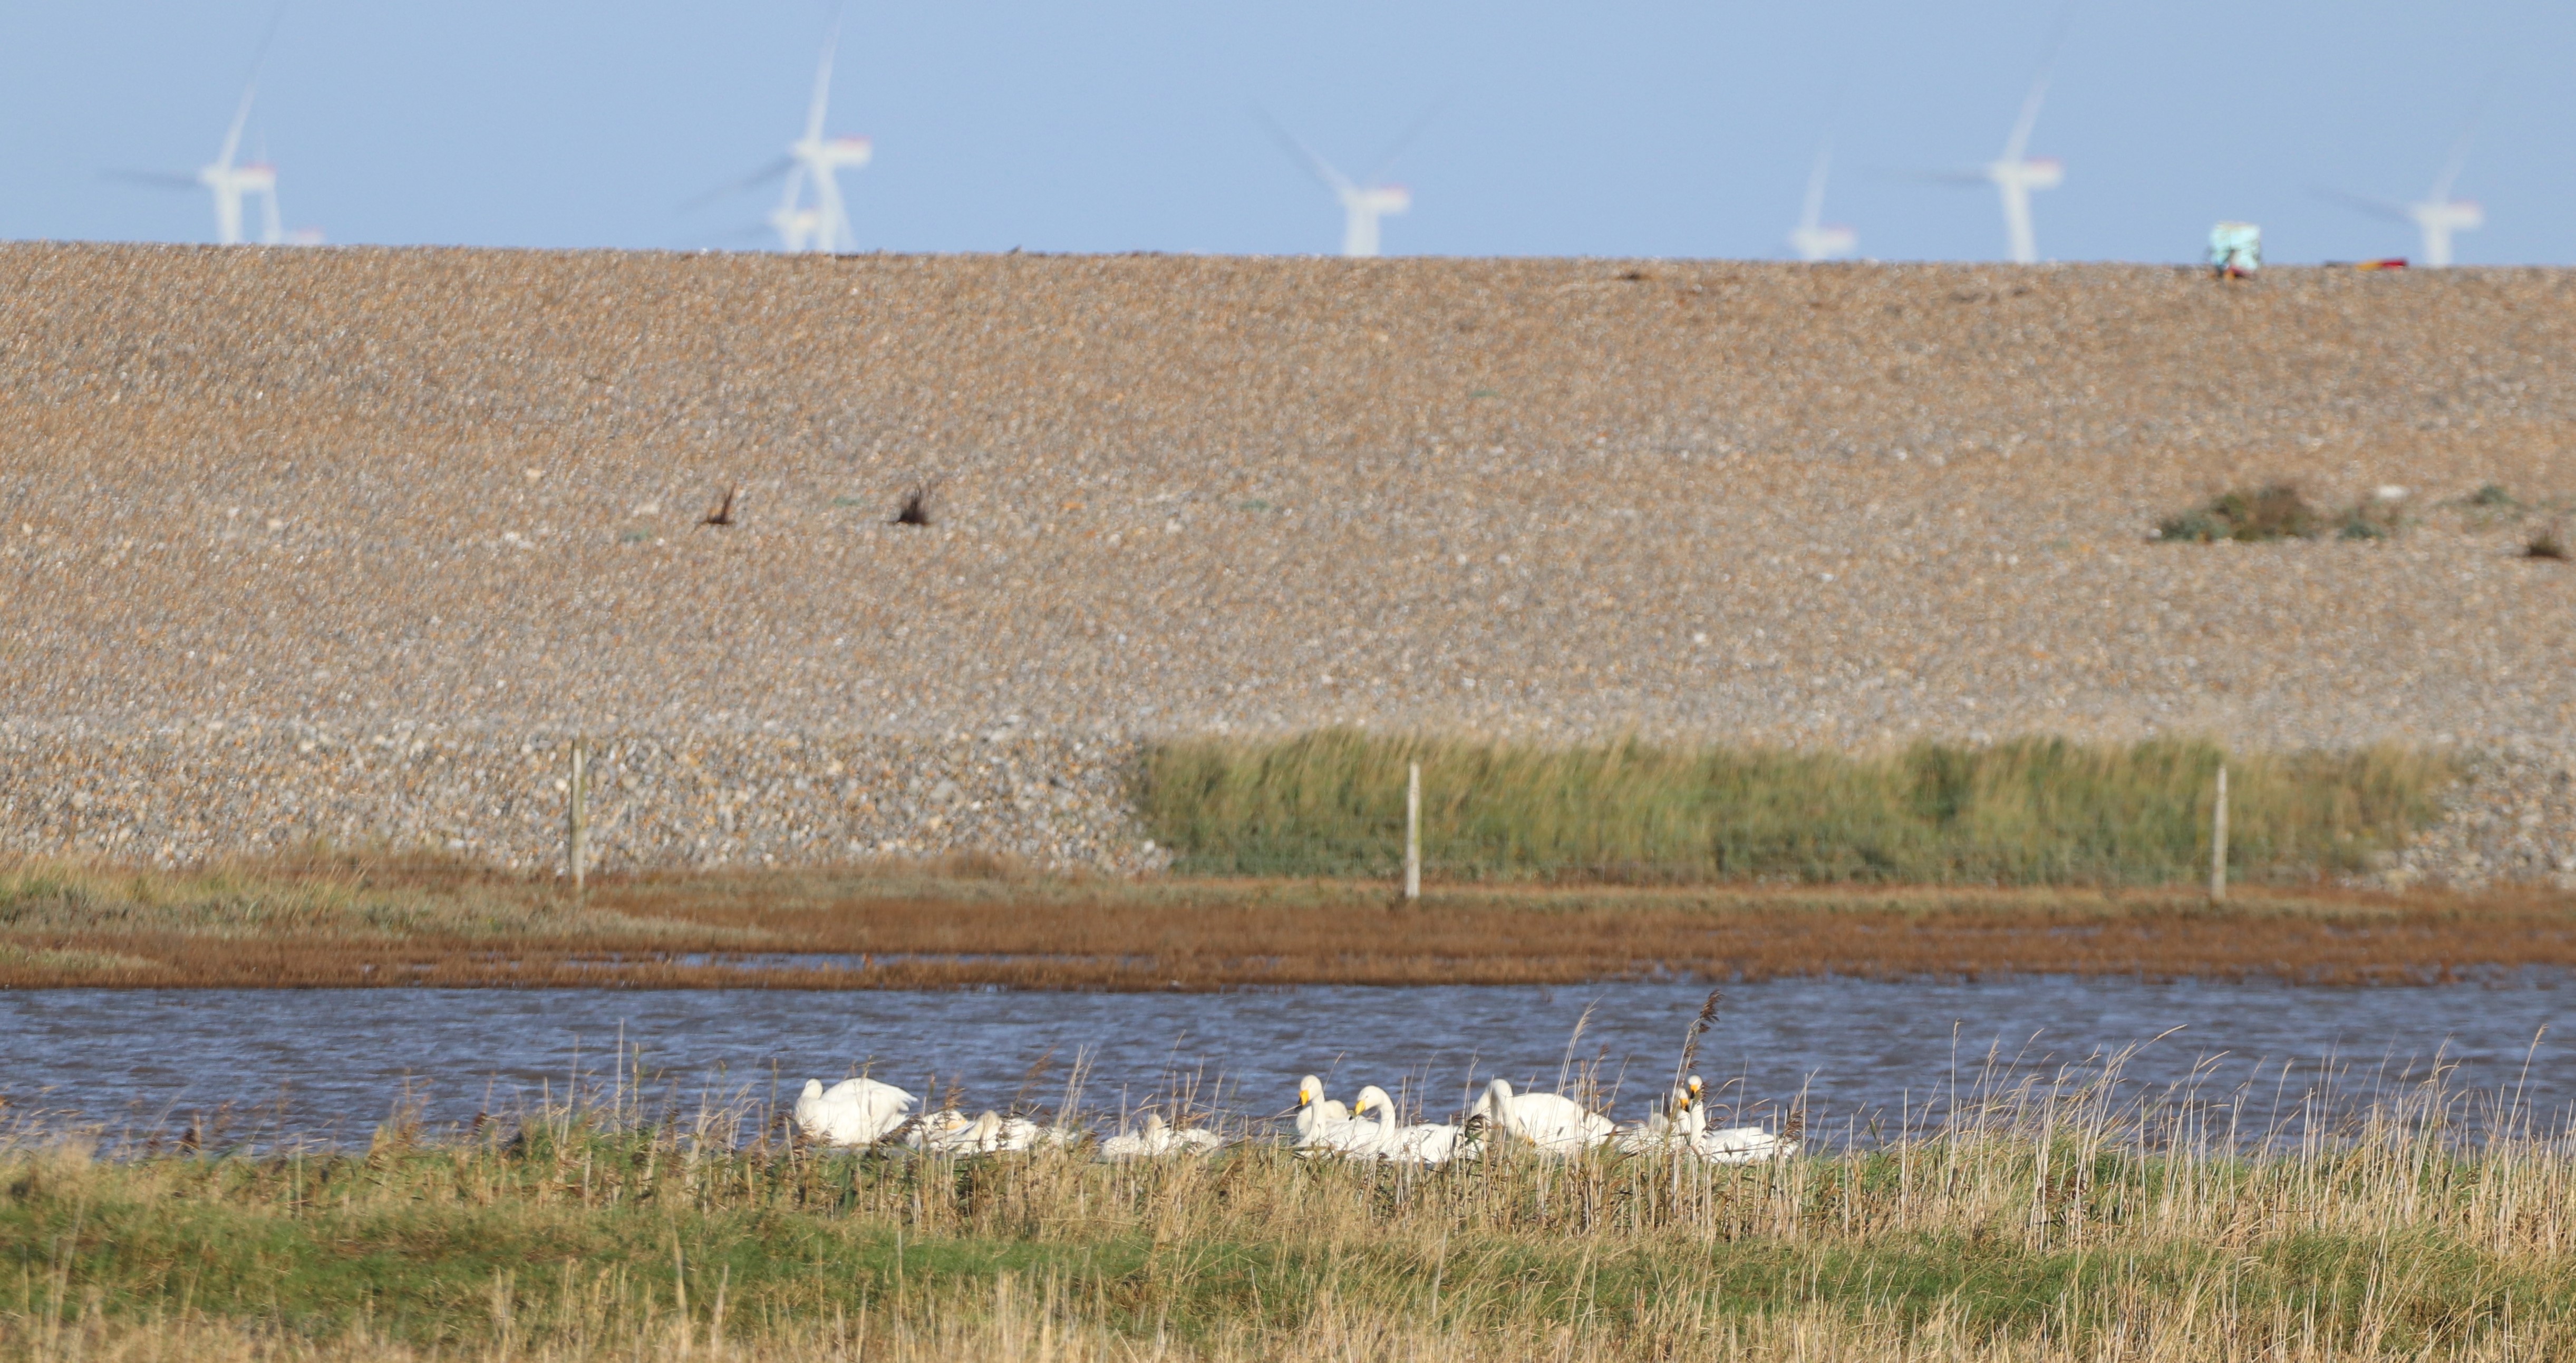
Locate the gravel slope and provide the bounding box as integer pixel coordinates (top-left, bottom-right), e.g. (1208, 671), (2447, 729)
(3, 245), (2571, 874)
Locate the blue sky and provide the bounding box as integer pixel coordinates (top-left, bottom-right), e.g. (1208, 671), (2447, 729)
(1, 0), (2565, 263)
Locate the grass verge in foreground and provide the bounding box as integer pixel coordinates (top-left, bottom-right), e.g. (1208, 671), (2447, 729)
(4, 1069), (2571, 1362)
(3, 855), (2574, 988)
(1136, 732), (2451, 884)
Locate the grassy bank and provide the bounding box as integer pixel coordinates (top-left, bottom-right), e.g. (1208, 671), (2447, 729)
(1138, 732), (2453, 885)
(5, 854), (2574, 988)
(4, 1069), (2571, 1362)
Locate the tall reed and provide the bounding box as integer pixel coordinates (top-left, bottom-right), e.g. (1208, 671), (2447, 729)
(1136, 731), (2453, 885)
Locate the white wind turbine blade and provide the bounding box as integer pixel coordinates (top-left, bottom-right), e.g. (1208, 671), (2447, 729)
(215, 84), (257, 173)
(1800, 140), (1833, 232)
(2427, 126), (2475, 204)
(2000, 74), (2048, 163)
(803, 22), (840, 145)
(215, 1), (293, 173)
(1362, 98), (1446, 186)
(1258, 110), (1355, 195)
(679, 155), (797, 212)
(2311, 186), (2412, 224)
(2426, 69), (2504, 203)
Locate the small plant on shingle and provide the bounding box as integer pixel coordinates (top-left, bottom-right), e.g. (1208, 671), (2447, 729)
(2156, 483), (2321, 543)
(2338, 498), (2401, 541)
(892, 488), (933, 527)
(2529, 525), (2568, 562)
(2470, 483), (2518, 509)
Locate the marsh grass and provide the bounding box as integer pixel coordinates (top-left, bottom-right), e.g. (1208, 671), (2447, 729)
(1138, 732), (2451, 885)
(5, 1047), (2574, 1362)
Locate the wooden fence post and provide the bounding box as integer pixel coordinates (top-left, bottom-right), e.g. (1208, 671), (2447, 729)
(2209, 763), (2229, 903)
(1405, 762), (1421, 902)
(569, 736), (589, 894)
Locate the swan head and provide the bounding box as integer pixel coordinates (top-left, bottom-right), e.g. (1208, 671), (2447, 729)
(973, 1111), (1003, 1139)
(1351, 1085), (1395, 1117)
(1141, 1113), (1166, 1135)
(1684, 1075), (1704, 1109)
(1297, 1075), (1329, 1109)
(801, 1078), (824, 1099)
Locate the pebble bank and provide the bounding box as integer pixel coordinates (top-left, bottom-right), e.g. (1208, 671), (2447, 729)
(3, 246), (2571, 881)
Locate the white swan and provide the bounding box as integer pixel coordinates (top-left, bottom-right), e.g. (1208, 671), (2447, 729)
(1294, 1077), (1379, 1155)
(920, 1110), (1008, 1154)
(793, 1076), (917, 1147)
(1612, 1085), (1699, 1155)
(1293, 1075), (1357, 1147)
(1468, 1078), (1614, 1154)
(1099, 1113), (1228, 1161)
(1348, 1086), (1476, 1166)
(1678, 1075), (1799, 1165)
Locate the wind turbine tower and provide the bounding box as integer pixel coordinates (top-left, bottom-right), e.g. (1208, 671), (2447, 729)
(770, 25), (873, 253)
(1787, 141), (1857, 262)
(202, 86), (282, 246)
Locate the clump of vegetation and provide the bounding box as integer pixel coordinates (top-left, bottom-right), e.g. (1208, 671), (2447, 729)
(1137, 731), (2451, 886)
(2530, 524), (2569, 561)
(3, 1067), (2572, 1361)
(2470, 482), (2520, 509)
(2337, 496), (2404, 540)
(893, 487), (934, 526)
(2155, 482), (2321, 542)
(2158, 484), (2412, 544)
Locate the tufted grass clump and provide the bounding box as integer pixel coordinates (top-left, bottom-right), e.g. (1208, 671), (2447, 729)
(1136, 731), (2452, 885)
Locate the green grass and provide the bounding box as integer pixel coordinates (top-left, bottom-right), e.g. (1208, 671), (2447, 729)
(1135, 731), (2452, 885)
(4, 1070), (2571, 1361)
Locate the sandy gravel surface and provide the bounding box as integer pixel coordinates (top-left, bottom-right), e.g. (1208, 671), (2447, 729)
(3, 245), (2571, 872)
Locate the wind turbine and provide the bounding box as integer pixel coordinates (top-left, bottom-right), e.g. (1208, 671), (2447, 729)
(690, 23), (873, 253)
(2317, 130), (2484, 267)
(1980, 77), (2062, 264)
(110, 69), (294, 244)
(1787, 141), (1857, 262)
(1266, 110), (1436, 258)
(1907, 71), (2064, 263)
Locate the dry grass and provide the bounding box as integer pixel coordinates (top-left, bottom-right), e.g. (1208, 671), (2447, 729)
(4, 1054), (2574, 1361)
(4, 853), (2572, 989)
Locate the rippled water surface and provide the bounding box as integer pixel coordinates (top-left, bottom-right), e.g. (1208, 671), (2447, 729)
(5, 979), (2571, 1144)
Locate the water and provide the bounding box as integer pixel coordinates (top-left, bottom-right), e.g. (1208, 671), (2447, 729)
(4, 978), (2570, 1146)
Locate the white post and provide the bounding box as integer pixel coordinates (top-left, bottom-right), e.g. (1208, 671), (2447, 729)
(569, 737), (589, 893)
(1405, 762), (1422, 902)
(2209, 764), (2228, 903)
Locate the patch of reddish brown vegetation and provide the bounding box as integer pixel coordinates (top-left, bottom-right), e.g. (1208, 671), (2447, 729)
(5, 863), (2573, 989)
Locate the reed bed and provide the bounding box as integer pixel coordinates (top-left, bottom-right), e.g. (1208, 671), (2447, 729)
(4, 1048), (2574, 1361)
(5, 854), (2574, 988)
(1138, 733), (2453, 885)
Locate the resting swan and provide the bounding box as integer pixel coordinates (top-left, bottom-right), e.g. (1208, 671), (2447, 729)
(1099, 1112), (1227, 1161)
(1612, 1085), (1699, 1155)
(793, 1076), (917, 1147)
(1468, 1078), (1614, 1153)
(1347, 1086), (1476, 1166)
(912, 1109), (1071, 1155)
(1678, 1075), (1800, 1165)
